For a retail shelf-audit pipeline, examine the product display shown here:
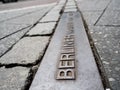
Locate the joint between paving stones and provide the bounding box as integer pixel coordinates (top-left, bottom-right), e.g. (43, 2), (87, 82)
(22, 2), (68, 89)
(94, 0), (112, 26)
(22, 36), (52, 90)
(0, 25), (31, 41)
(0, 26), (33, 58)
(0, 36), (51, 90)
(95, 24), (120, 27)
(0, 1), (73, 90)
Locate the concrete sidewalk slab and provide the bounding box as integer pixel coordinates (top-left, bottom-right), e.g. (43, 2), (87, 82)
(96, 10), (120, 26)
(77, 0), (110, 11)
(27, 22), (56, 35)
(89, 26), (120, 90)
(0, 37), (50, 65)
(0, 67), (30, 90)
(81, 11), (102, 25)
(0, 27), (31, 57)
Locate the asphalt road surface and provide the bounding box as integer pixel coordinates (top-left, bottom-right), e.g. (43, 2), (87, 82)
(0, 0), (59, 11)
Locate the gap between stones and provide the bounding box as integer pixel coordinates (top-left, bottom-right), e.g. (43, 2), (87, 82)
(0, 25), (31, 41)
(0, 3), (56, 41)
(23, 4), (66, 90)
(0, 3), (58, 58)
(0, 9), (45, 23)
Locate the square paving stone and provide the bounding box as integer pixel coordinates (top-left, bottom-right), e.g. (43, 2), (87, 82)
(89, 26), (120, 90)
(0, 37), (50, 65)
(65, 6), (76, 9)
(107, 0), (120, 10)
(82, 11), (102, 25)
(27, 22), (56, 35)
(0, 67), (30, 90)
(64, 8), (77, 13)
(96, 10), (120, 25)
(0, 6), (42, 22)
(40, 12), (60, 22)
(0, 27), (31, 57)
(77, 0), (110, 11)
(3, 6), (52, 25)
(5, 9), (50, 25)
(0, 23), (29, 39)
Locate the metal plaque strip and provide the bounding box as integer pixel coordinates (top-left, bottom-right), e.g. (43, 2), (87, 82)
(29, 12), (104, 90)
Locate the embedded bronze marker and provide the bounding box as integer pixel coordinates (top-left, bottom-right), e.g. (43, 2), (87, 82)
(30, 12), (104, 90)
(56, 13), (76, 80)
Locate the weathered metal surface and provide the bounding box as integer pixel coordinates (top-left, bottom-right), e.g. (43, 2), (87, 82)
(56, 13), (76, 80)
(30, 12), (104, 90)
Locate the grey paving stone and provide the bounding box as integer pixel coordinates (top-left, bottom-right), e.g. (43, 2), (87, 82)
(77, 0), (110, 11)
(64, 9), (77, 13)
(52, 5), (63, 11)
(58, 0), (66, 5)
(5, 7), (51, 25)
(0, 37), (50, 65)
(65, 6), (77, 9)
(82, 11), (102, 25)
(40, 12), (60, 22)
(66, 0), (76, 6)
(0, 23), (28, 39)
(66, 3), (76, 6)
(89, 26), (120, 90)
(107, 0), (120, 10)
(96, 10), (120, 25)
(0, 4), (54, 22)
(0, 27), (31, 57)
(0, 67), (30, 90)
(40, 4), (64, 23)
(27, 22), (56, 35)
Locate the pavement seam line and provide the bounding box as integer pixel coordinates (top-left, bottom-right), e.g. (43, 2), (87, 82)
(94, 0), (112, 26)
(0, 25), (31, 41)
(0, 26), (32, 58)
